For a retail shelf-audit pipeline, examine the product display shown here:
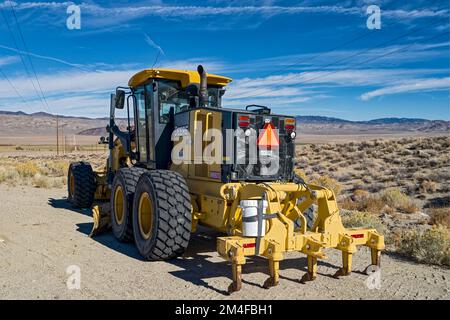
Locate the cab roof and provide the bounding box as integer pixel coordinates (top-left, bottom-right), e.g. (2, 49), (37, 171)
(128, 68), (232, 88)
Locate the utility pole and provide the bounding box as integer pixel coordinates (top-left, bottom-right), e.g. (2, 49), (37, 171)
(73, 134), (77, 152)
(56, 114), (59, 156)
(60, 124), (67, 155)
(62, 127), (65, 155)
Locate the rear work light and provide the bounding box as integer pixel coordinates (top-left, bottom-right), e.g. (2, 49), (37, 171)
(238, 115), (250, 128)
(285, 118), (296, 130)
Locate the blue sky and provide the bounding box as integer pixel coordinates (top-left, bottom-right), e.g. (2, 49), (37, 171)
(0, 0), (449, 120)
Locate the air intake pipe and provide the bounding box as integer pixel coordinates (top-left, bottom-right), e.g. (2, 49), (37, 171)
(197, 65), (208, 107)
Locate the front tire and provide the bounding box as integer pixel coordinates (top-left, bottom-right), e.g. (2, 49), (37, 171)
(132, 170), (192, 260)
(110, 167), (146, 242)
(67, 162), (96, 208)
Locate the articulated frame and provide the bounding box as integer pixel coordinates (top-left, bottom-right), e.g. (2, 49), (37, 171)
(216, 182), (385, 293)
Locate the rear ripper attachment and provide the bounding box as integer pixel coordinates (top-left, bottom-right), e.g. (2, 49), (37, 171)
(217, 182), (385, 294)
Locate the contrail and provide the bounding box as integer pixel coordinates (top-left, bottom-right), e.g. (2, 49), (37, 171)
(0, 44), (91, 72)
(144, 34), (165, 56)
(144, 33), (165, 68)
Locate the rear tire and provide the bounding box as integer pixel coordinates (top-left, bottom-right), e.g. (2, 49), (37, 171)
(68, 162), (96, 208)
(111, 167), (147, 242)
(132, 170), (192, 260)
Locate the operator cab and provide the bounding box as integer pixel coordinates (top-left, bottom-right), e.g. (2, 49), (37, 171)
(109, 68), (231, 170)
(108, 66), (296, 184)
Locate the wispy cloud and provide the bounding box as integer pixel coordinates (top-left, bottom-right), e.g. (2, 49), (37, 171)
(5, 2), (448, 29)
(222, 65), (450, 111)
(0, 57), (229, 115)
(360, 77), (450, 100)
(224, 41), (450, 75)
(0, 55), (18, 67)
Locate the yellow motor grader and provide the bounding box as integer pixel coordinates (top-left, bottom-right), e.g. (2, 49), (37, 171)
(67, 65), (384, 293)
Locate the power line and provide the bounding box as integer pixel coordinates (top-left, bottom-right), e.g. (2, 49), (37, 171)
(0, 67), (35, 114)
(7, 1), (52, 114)
(260, 1), (402, 78)
(246, 2), (449, 83)
(0, 6), (46, 113)
(281, 31), (450, 89)
(238, 16), (449, 100)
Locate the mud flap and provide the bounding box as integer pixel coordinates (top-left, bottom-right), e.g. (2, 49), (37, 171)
(89, 203), (111, 237)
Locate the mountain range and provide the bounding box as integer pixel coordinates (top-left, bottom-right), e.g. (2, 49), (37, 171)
(0, 110), (448, 136)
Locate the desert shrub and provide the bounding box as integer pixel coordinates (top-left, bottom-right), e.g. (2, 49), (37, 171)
(399, 148), (413, 156)
(312, 175), (342, 196)
(403, 182), (417, 196)
(353, 189), (369, 199)
(367, 182), (384, 193)
(341, 189), (396, 214)
(362, 176), (373, 184)
(340, 197), (358, 211)
(364, 196), (387, 213)
(381, 188), (409, 208)
(341, 211), (387, 235)
(396, 225), (450, 266)
(0, 167), (19, 183)
(15, 146), (24, 151)
(15, 161), (40, 177)
(336, 172), (352, 182)
(419, 180), (437, 194)
(399, 201), (419, 214)
(428, 208), (450, 228)
(51, 177), (66, 188)
(381, 188), (419, 213)
(358, 196), (385, 213)
(45, 160), (69, 177)
(312, 164), (326, 173)
(32, 174), (51, 188)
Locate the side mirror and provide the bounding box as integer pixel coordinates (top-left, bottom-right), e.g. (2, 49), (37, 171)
(115, 90), (125, 109)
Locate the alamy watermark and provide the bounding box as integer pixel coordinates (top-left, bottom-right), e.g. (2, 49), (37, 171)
(66, 4), (81, 30)
(366, 5), (381, 30)
(66, 265), (81, 290)
(171, 122), (283, 176)
(365, 265), (381, 289)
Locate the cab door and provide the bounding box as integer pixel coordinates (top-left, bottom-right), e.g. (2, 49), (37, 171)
(134, 85), (155, 167)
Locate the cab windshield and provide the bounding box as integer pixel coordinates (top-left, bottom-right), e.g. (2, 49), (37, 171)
(154, 79), (223, 123)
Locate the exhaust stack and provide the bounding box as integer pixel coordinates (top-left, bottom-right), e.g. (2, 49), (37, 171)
(197, 65), (208, 107)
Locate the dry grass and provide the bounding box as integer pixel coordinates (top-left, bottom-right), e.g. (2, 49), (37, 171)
(297, 136), (448, 197)
(297, 136), (449, 266)
(394, 225), (450, 266)
(0, 153), (105, 188)
(311, 175), (342, 196)
(340, 194), (386, 213)
(341, 211), (387, 235)
(428, 207), (450, 228)
(381, 188), (419, 213)
(0, 167), (19, 183)
(16, 161), (40, 177)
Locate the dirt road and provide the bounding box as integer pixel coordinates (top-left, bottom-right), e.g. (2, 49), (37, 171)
(0, 185), (448, 300)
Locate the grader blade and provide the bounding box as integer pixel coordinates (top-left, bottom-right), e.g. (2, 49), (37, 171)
(89, 203), (111, 237)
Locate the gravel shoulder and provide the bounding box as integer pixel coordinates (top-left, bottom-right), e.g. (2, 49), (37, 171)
(0, 185), (448, 300)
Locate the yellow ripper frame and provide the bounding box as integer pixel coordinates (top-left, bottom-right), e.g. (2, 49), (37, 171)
(215, 182), (385, 293)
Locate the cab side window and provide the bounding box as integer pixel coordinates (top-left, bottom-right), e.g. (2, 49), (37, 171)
(157, 80), (189, 123)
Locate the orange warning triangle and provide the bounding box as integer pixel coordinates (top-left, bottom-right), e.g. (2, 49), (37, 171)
(257, 123), (279, 148)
